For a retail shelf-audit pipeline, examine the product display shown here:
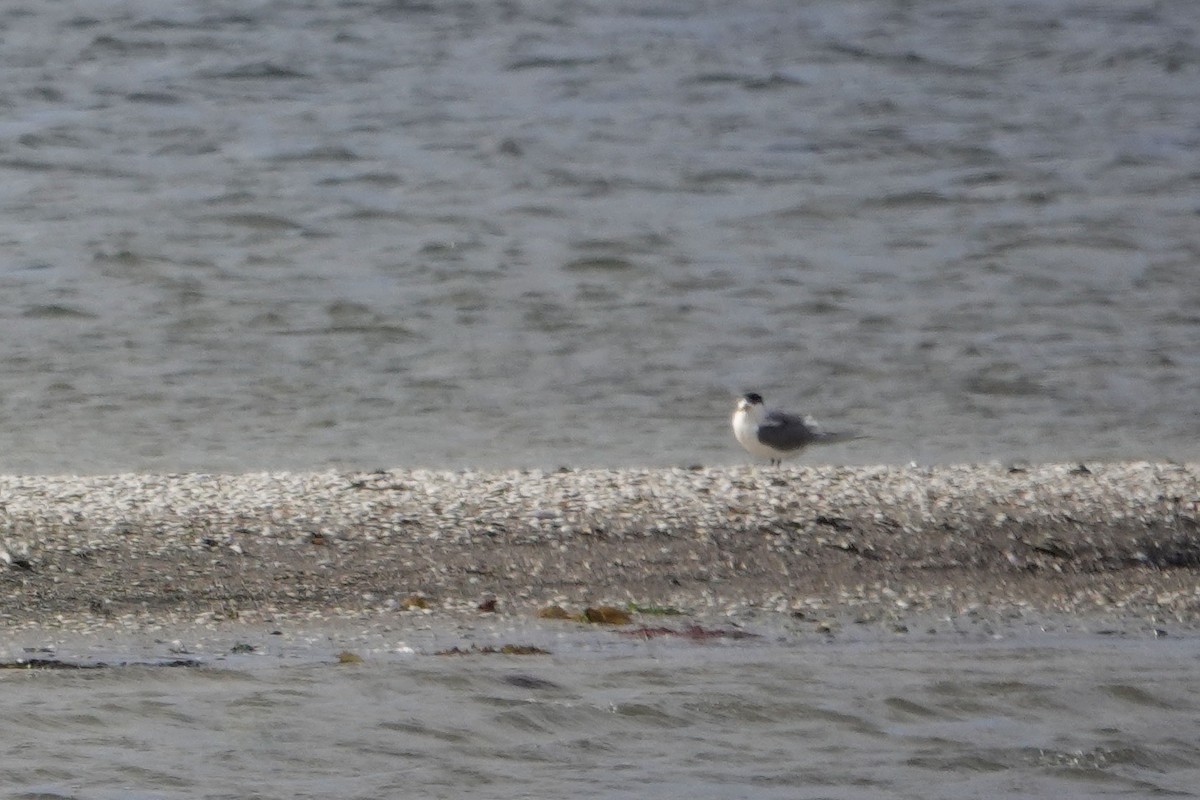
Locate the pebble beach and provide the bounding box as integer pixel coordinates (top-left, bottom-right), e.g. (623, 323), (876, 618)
(2, 462), (1198, 636)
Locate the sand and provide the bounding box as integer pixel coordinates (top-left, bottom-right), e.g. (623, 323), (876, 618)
(2, 462), (1198, 636)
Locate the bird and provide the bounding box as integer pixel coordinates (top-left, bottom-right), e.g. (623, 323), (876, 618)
(731, 392), (858, 465)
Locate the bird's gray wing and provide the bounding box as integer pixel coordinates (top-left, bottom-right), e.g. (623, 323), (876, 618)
(758, 410), (858, 450)
(756, 410), (819, 451)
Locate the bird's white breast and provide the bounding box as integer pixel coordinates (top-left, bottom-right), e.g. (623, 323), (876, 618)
(732, 407), (785, 459)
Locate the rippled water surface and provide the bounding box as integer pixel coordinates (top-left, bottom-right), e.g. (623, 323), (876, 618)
(4, 4), (1198, 794)
(3, 630), (1200, 799)
(1, 0), (1197, 473)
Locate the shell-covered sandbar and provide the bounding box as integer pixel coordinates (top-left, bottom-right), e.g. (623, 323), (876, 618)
(2, 463), (1198, 633)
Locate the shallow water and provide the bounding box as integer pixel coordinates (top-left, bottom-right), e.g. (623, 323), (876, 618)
(3, 626), (1199, 799)
(2, 0), (1197, 473)
(3, 4), (1198, 790)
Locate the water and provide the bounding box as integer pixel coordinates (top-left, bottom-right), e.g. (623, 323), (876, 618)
(3, 626), (1199, 799)
(1, 0), (1197, 474)
(2, 2), (1199, 794)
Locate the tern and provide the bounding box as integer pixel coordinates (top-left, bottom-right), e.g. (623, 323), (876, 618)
(732, 392), (858, 465)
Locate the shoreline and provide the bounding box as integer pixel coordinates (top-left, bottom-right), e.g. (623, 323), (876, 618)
(2, 462), (1198, 637)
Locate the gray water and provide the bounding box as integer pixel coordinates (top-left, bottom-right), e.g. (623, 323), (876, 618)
(3, 627), (1200, 800)
(1, 0), (1197, 474)
(3, 3), (1199, 795)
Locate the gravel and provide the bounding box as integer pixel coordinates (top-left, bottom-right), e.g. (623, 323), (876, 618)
(2, 462), (1198, 633)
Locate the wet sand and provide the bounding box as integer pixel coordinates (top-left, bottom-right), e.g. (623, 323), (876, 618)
(2, 463), (1198, 637)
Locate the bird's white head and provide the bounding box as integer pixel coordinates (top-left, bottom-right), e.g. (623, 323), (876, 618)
(736, 392), (766, 420)
(734, 393), (763, 412)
